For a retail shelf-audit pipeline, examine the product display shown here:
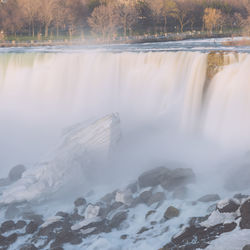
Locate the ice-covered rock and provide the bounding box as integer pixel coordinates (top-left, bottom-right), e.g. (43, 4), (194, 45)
(85, 204), (100, 219)
(1, 113), (121, 204)
(71, 217), (102, 231)
(115, 190), (133, 205)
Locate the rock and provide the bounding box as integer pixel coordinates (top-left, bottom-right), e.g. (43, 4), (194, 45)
(189, 215), (210, 227)
(126, 182), (138, 193)
(147, 192), (165, 206)
(8, 164), (26, 182)
(120, 234), (128, 240)
(160, 168), (195, 191)
(145, 210), (156, 220)
(70, 209), (84, 222)
(137, 227), (152, 234)
(109, 211), (128, 229)
(243, 245), (250, 250)
(51, 230), (82, 248)
(198, 194), (221, 203)
(217, 199), (240, 213)
(56, 211), (69, 218)
(139, 190), (153, 205)
(110, 202), (124, 211)
(164, 206), (180, 220)
(15, 220), (27, 229)
(84, 204), (100, 219)
(74, 197), (87, 207)
(26, 221), (39, 234)
(163, 222), (237, 249)
(5, 233), (18, 244)
(71, 217), (103, 231)
(207, 204), (217, 213)
(20, 244), (38, 250)
(172, 187), (188, 200)
(5, 204), (20, 219)
(240, 199), (250, 229)
(80, 227), (97, 236)
(1, 220), (15, 233)
(138, 167), (171, 188)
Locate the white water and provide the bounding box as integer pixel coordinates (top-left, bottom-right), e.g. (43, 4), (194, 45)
(0, 51), (249, 174)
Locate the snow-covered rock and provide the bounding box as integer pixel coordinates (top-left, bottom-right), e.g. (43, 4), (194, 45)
(1, 113), (121, 204)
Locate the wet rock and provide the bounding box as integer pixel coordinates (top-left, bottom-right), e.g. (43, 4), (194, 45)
(240, 199), (250, 229)
(26, 221), (39, 234)
(163, 222), (237, 249)
(5, 233), (18, 244)
(1, 220), (15, 233)
(145, 210), (156, 219)
(138, 167), (171, 188)
(243, 245), (250, 250)
(137, 226), (152, 234)
(5, 204), (20, 219)
(198, 194), (221, 203)
(74, 197), (87, 207)
(139, 190), (153, 205)
(160, 168), (195, 191)
(56, 211), (69, 218)
(120, 234), (128, 240)
(189, 215), (209, 227)
(51, 230), (82, 248)
(164, 206), (180, 220)
(217, 199), (240, 213)
(147, 192), (165, 206)
(8, 164), (26, 182)
(172, 186), (188, 200)
(20, 244), (38, 250)
(126, 182), (138, 193)
(16, 220), (27, 229)
(109, 211), (128, 229)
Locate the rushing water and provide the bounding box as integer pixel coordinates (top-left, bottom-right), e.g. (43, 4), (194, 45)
(0, 37), (250, 174)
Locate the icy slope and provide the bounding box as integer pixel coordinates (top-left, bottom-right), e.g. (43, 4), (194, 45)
(0, 113), (121, 204)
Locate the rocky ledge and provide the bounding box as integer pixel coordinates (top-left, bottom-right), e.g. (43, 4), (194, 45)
(0, 164), (250, 249)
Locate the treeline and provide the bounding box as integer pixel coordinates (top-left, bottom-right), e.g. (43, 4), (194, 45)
(0, 0), (250, 40)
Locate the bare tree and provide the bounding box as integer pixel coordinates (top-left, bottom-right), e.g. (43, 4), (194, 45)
(203, 8), (223, 33)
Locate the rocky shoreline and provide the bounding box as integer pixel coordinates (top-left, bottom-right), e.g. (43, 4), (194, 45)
(0, 164), (250, 249)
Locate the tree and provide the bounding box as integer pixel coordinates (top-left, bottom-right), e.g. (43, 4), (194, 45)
(203, 8), (223, 33)
(88, 2), (120, 39)
(18, 0), (40, 37)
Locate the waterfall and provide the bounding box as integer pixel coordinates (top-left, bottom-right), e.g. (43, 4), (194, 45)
(0, 51), (249, 170)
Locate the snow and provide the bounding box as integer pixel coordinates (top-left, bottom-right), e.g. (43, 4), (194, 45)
(40, 216), (63, 228)
(0, 113), (121, 204)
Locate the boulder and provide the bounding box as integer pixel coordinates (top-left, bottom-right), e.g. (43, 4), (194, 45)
(84, 204), (100, 219)
(243, 245), (250, 250)
(164, 206), (180, 220)
(139, 190), (153, 205)
(240, 199), (250, 229)
(26, 221), (39, 234)
(109, 211), (128, 229)
(1, 220), (15, 233)
(15, 220), (27, 229)
(138, 167), (171, 188)
(160, 168), (195, 191)
(8, 164), (26, 182)
(198, 194), (221, 203)
(115, 190), (133, 205)
(74, 198), (87, 207)
(51, 230), (82, 248)
(217, 199), (240, 213)
(22, 212), (44, 225)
